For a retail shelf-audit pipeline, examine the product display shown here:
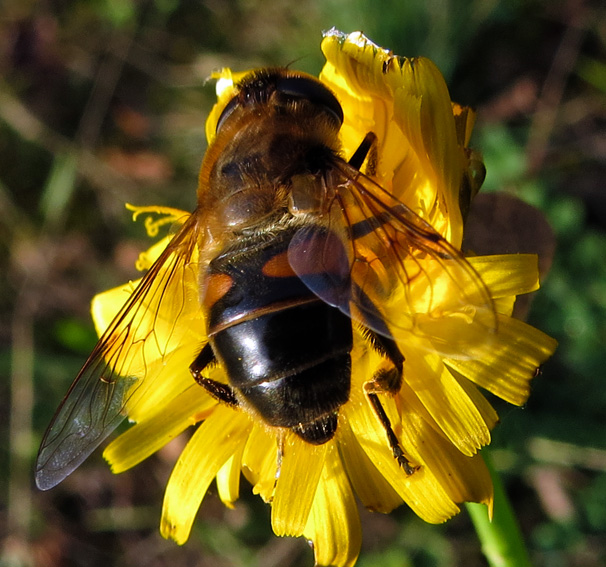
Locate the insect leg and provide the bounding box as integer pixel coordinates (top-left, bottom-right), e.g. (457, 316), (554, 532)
(348, 132), (378, 172)
(190, 343), (239, 407)
(365, 389), (418, 475)
(363, 327), (404, 393)
(358, 294), (417, 474)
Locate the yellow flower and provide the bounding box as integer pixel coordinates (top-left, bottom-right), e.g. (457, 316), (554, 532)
(93, 30), (556, 567)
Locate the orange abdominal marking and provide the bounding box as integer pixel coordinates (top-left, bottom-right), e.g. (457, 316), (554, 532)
(262, 251), (297, 278)
(203, 273), (234, 308)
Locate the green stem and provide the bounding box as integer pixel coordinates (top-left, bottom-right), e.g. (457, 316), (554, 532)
(466, 452), (532, 567)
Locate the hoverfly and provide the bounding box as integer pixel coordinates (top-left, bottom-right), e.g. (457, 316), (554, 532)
(36, 68), (496, 490)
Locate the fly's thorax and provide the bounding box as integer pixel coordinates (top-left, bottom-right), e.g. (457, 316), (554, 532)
(197, 70), (343, 234)
(205, 119), (339, 229)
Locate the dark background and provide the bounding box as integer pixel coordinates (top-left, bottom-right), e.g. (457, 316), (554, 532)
(1, 1), (605, 565)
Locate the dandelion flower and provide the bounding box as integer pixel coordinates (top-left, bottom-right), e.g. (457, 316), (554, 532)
(37, 30), (557, 567)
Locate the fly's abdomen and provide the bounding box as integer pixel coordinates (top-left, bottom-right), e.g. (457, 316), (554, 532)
(203, 229), (353, 444)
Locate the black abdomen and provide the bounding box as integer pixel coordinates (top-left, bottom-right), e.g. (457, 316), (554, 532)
(204, 229), (353, 444)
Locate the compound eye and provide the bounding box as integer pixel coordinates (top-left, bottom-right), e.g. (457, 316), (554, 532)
(216, 95), (240, 133)
(276, 75), (343, 125)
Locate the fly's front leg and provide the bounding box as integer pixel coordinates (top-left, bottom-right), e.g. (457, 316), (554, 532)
(349, 132), (378, 175)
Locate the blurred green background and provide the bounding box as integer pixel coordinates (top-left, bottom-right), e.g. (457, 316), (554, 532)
(1, 0), (605, 566)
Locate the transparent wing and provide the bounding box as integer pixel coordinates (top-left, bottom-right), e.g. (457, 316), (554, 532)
(36, 213), (204, 490)
(288, 160), (497, 358)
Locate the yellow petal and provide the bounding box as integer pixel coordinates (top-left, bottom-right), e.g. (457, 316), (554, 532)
(320, 30), (465, 245)
(450, 372), (499, 432)
(241, 424), (279, 503)
(216, 442), (245, 509)
(337, 415), (403, 513)
(468, 254), (540, 298)
(494, 296), (517, 317)
(395, 381), (493, 506)
(104, 385), (216, 473)
(392, 57), (463, 244)
(403, 349), (491, 455)
(125, 343), (206, 423)
(91, 281), (139, 336)
(272, 433), (326, 537)
(161, 406), (252, 544)
(346, 384), (460, 523)
(445, 313), (558, 405)
(304, 443), (362, 567)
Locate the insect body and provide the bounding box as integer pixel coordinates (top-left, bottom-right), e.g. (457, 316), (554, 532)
(36, 69), (495, 490)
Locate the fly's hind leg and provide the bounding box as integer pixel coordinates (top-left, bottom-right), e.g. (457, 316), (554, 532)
(190, 342), (239, 407)
(365, 390), (418, 475)
(363, 327), (404, 393)
(363, 326), (419, 476)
